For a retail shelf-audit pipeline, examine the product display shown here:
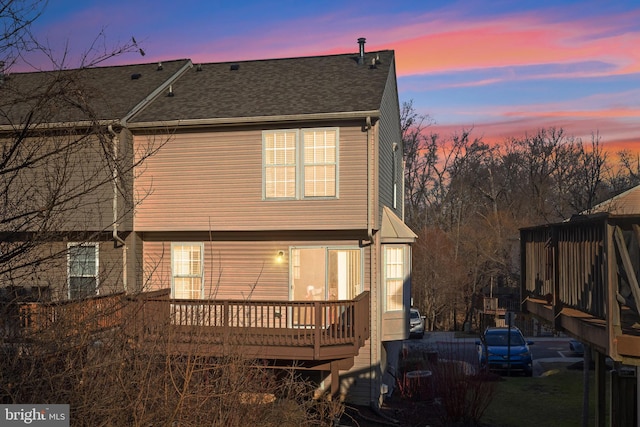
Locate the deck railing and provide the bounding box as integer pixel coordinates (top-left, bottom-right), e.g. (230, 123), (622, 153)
(11, 289), (370, 361)
(16, 292), (126, 338)
(128, 290), (371, 360)
(521, 221), (607, 318)
(521, 215), (640, 360)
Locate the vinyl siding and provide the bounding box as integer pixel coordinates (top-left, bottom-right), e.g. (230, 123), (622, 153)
(133, 124), (369, 232)
(0, 240), (125, 300)
(0, 134), (121, 233)
(340, 339), (374, 405)
(590, 185), (640, 215)
(377, 60), (404, 222)
(141, 234), (371, 301)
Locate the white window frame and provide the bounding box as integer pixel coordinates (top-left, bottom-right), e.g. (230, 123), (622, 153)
(171, 243), (205, 299)
(289, 246), (363, 299)
(384, 245), (405, 312)
(263, 130), (297, 199)
(263, 128), (339, 200)
(67, 242), (99, 299)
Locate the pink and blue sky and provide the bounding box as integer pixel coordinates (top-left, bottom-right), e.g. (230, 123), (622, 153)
(21, 0), (640, 153)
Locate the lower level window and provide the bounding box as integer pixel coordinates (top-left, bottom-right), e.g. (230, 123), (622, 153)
(291, 247), (362, 301)
(172, 243), (204, 299)
(385, 246), (404, 311)
(68, 243), (99, 299)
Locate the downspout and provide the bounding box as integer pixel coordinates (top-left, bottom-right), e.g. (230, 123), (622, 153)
(365, 115), (378, 408)
(108, 125), (128, 292)
(365, 115), (374, 242)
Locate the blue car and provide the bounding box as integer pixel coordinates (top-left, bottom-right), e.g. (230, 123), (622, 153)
(477, 327), (534, 376)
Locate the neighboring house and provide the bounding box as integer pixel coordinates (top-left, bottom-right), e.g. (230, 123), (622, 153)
(0, 58), (192, 301)
(587, 184), (640, 215)
(521, 187), (640, 426)
(0, 40), (416, 406)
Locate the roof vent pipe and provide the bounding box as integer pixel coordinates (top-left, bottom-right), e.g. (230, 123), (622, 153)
(358, 37), (366, 64)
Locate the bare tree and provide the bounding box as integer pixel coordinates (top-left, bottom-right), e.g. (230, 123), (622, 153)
(0, 0), (158, 299)
(402, 100), (614, 330)
(401, 100), (440, 229)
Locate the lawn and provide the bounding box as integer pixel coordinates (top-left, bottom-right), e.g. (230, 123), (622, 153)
(482, 367), (604, 427)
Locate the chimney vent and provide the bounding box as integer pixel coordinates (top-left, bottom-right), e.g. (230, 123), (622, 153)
(357, 38), (366, 64)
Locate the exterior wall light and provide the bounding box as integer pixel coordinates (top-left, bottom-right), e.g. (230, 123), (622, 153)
(276, 250), (285, 263)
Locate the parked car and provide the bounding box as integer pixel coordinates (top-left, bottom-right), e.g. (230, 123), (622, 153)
(569, 339), (584, 356)
(409, 308), (425, 339)
(476, 327), (534, 376)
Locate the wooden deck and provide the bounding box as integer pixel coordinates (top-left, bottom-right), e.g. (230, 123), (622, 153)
(12, 289), (370, 364)
(521, 214), (640, 364)
(128, 290), (370, 361)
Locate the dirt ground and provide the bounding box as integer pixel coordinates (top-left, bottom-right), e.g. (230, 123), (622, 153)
(341, 398), (443, 427)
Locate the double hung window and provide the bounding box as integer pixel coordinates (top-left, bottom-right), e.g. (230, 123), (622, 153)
(172, 243), (204, 299)
(263, 128), (337, 199)
(68, 243), (99, 299)
(384, 246), (404, 311)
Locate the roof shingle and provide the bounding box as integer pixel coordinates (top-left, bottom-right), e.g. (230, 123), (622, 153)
(129, 50), (395, 123)
(0, 59), (191, 126)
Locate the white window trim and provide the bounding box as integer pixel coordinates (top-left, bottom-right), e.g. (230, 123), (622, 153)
(262, 127), (339, 200)
(170, 242), (205, 299)
(289, 245), (363, 300)
(67, 242), (99, 299)
(384, 245), (405, 312)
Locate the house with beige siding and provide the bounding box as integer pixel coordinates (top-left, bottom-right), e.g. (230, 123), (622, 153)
(1, 39), (415, 406)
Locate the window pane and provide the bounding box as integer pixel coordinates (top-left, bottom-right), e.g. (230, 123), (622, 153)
(264, 131), (296, 198)
(68, 244), (98, 299)
(173, 244), (203, 299)
(173, 245), (201, 276)
(386, 280), (403, 311)
(69, 246), (96, 276)
(174, 277), (202, 299)
(266, 165), (295, 198)
(328, 249), (361, 300)
(291, 248), (326, 301)
(385, 247), (404, 311)
(304, 165), (336, 197)
(70, 277), (97, 299)
(303, 130), (336, 197)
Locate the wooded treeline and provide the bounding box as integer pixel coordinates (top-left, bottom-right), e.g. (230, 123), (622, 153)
(402, 100), (640, 331)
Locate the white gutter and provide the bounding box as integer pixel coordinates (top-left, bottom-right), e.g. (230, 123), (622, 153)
(108, 125), (127, 292)
(126, 110), (381, 130)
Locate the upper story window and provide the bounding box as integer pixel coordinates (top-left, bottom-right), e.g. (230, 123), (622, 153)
(67, 243), (99, 299)
(263, 128), (338, 200)
(171, 243), (204, 299)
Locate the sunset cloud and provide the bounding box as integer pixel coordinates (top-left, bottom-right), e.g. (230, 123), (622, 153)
(18, 0), (640, 155)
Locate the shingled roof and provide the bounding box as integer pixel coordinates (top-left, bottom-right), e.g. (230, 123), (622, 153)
(128, 49), (395, 125)
(0, 59), (191, 127)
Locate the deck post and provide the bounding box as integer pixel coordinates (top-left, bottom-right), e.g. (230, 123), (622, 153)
(314, 302), (321, 359)
(330, 361), (340, 396)
(223, 301), (230, 354)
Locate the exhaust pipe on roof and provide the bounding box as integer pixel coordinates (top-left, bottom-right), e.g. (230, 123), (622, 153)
(358, 38), (366, 65)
